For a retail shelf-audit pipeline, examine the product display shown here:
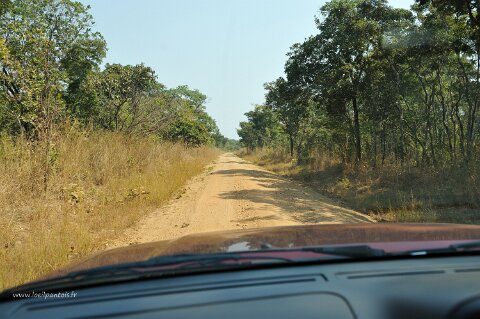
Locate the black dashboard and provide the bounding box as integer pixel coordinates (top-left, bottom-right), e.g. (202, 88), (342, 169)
(2, 255), (480, 319)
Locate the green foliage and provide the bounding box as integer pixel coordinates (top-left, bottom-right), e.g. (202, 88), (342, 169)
(161, 85), (227, 147)
(88, 63), (157, 131)
(0, 0), (105, 135)
(0, 0), (11, 16)
(241, 0), (480, 169)
(164, 114), (213, 147)
(238, 105), (286, 150)
(0, 0), (224, 150)
(166, 85), (208, 111)
(215, 136), (241, 151)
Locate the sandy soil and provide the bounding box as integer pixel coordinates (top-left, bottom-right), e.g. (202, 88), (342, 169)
(112, 153), (375, 247)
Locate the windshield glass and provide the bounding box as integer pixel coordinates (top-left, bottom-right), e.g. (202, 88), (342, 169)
(1, 0), (479, 293)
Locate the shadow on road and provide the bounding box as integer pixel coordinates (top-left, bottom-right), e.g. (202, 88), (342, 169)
(219, 160), (250, 165)
(215, 167), (372, 224)
(231, 215), (281, 223)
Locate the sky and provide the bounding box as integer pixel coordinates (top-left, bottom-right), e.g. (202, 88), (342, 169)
(79, 0), (413, 139)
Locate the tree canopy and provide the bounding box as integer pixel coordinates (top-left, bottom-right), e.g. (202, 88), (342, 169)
(0, 0), (230, 148)
(238, 0), (480, 167)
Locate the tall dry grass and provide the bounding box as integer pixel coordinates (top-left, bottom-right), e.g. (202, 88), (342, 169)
(240, 148), (480, 224)
(0, 126), (219, 290)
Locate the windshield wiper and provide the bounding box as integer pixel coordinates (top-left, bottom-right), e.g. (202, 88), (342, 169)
(397, 240), (480, 257)
(0, 245), (385, 298)
(7, 242), (468, 299)
(300, 244), (386, 258)
(0, 253), (294, 298)
(66, 253), (297, 281)
(300, 241), (480, 258)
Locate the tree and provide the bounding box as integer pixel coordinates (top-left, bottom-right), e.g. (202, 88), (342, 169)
(264, 78), (305, 157)
(63, 37), (107, 117)
(0, 0), (106, 135)
(166, 85), (208, 112)
(0, 0), (108, 190)
(238, 104), (286, 150)
(92, 63), (157, 131)
(309, 0), (409, 162)
(0, 0), (11, 16)
(241, 0), (479, 169)
(163, 114), (212, 147)
(415, 0), (480, 162)
(0, 0), (224, 195)
(215, 135), (240, 151)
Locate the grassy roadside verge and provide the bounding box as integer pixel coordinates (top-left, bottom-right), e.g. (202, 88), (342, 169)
(240, 149), (480, 224)
(0, 128), (219, 290)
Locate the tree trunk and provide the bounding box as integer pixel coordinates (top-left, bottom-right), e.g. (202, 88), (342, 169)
(289, 134), (294, 158)
(399, 104), (405, 166)
(352, 96), (362, 163)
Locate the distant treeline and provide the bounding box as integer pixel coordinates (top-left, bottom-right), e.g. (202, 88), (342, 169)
(238, 0), (480, 167)
(0, 0), (238, 149)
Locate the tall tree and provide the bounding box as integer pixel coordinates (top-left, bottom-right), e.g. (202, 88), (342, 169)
(312, 0), (409, 162)
(416, 0), (480, 161)
(238, 104), (286, 150)
(0, 0), (106, 135)
(264, 77), (305, 157)
(92, 63), (157, 131)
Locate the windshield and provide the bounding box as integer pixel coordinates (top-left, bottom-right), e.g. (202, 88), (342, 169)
(1, 0), (480, 293)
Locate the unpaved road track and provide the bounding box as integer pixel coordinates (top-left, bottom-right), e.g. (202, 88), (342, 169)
(113, 153), (374, 247)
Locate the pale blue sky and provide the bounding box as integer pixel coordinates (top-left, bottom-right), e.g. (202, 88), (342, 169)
(80, 0), (412, 138)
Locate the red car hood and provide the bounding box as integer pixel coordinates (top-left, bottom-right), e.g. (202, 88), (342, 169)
(45, 223), (480, 278)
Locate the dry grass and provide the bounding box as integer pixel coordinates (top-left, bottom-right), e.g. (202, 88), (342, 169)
(0, 126), (219, 290)
(240, 148), (480, 224)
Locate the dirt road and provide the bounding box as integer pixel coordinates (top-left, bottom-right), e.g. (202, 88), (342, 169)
(113, 153), (374, 247)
